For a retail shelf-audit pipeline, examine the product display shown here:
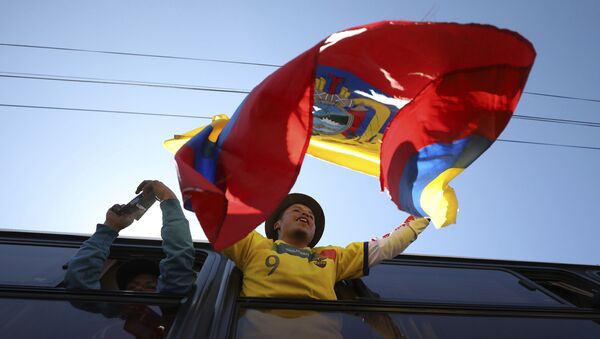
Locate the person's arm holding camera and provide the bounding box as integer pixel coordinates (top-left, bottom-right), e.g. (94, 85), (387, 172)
(64, 206), (134, 290)
(65, 180), (196, 293)
(137, 180), (197, 294)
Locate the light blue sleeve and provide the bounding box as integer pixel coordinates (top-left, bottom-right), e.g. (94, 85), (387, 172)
(64, 224), (118, 290)
(157, 199), (197, 294)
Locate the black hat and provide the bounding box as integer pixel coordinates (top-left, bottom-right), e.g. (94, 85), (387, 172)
(265, 193), (325, 248)
(116, 259), (160, 290)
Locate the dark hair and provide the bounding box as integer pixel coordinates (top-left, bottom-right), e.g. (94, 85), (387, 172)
(116, 259), (160, 290)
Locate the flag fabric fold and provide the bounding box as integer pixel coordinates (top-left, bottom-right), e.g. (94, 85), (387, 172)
(167, 21), (535, 250)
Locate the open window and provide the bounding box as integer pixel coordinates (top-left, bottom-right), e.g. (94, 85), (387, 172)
(98, 250), (208, 291)
(512, 268), (600, 309)
(0, 231), (212, 337)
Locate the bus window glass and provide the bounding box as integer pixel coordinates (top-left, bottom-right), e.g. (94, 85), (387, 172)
(361, 264), (566, 306)
(235, 307), (600, 339)
(0, 297), (178, 338)
(385, 312), (600, 339)
(0, 244), (77, 286)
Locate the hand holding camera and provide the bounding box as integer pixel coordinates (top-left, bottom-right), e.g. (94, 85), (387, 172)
(104, 180), (177, 233)
(105, 204), (136, 232)
(135, 180), (177, 202)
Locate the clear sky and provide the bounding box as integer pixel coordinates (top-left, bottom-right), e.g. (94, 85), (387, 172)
(1, 1), (598, 265)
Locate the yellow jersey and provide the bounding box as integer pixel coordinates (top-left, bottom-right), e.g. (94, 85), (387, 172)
(222, 231), (367, 300)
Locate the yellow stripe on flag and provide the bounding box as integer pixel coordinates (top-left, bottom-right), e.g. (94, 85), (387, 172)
(420, 167), (463, 228)
(163, 115), (229, 153)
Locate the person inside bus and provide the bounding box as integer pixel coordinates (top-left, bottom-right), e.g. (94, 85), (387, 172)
(64, 180), (196, 294)
(223, 192), (429, 299)
(224, 193), (428, 338)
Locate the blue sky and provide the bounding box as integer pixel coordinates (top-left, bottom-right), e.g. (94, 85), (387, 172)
(1, 1), (598, 265)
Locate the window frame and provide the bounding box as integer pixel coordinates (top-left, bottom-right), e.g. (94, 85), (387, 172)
(164, 251), (239, 339)
(587, 270), (600, 283)
(235, 296), (600, 321)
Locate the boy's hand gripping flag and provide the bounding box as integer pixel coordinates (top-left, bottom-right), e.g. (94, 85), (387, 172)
(166, 21), (536, 250)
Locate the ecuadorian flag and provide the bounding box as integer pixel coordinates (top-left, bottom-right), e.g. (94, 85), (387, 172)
(166, 21), (535, 250)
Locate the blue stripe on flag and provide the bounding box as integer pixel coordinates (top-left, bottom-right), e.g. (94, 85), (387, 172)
(187, 124), (218, 183)
(399, 135), (492, 216)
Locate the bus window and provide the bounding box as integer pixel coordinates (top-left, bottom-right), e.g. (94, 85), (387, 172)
(512, 268), (600, 308)
(360, 263), (568, 307)
(383, 312), (600, 339)
(234, 307), (600, 339)
(0, 297), (178, 338)
(0, 244), (78, 286)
